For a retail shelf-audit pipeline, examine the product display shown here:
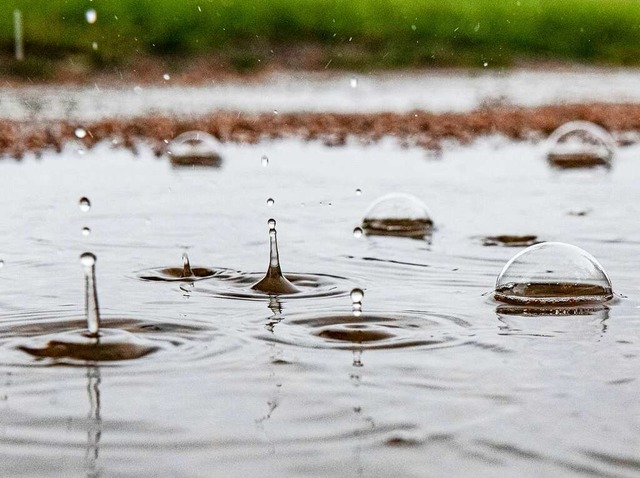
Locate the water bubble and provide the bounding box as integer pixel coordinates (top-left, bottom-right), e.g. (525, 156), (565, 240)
(79, 197), (91, 212)
(163, 73), (170, 81)
(494, 242), (613, 306)
(352, 227), (363, 238)
(85, 9), (97, 24)
(82, 227), (91, 237)
(350, 77), (358, 88)
(546, 121), (615, 168)
(267, 198), (275, 206)
(261, 155), (269, 167)
(166, 131), (222, 167)
(362, 193), (434, 239)
(75, 127), (87, 139)
(355, 188), (362, 196)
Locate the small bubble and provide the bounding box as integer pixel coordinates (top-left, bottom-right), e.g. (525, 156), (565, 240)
(80, 252), (96, 267)
(261, 155), (269, 167)
(350, 77), (358, 88)
(350, 288), (364, 303)
(355, 188), (362, 196)
(79, 197), (91, 212)
(82, 227), (91, 237)
(163, 73), (170, 81)
(267, 198), (275, 206)
(75, 128), (87, 139)
(92, 42), (98, 51)
(268, 218), (276, 230)
(353, 227), (363, 238)
(85, 9), (97, 24)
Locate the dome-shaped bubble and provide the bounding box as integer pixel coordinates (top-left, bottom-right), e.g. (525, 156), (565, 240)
(166, 131), (222, 167)
(546, 121), (615, 168)
(361, 193), (433, 239)
(495, 242), (613, 306)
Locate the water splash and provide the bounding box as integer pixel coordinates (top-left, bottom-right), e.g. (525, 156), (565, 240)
(182, 252), (193, 278)
(81, 252), (101, 336)
(251, 219), (300, 295)
(351, 288), (364, 317)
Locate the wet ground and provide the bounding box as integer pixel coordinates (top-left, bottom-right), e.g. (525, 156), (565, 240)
(0, 137), (638, 477)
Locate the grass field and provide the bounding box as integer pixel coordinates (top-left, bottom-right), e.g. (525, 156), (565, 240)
(3, 0), (640, 73)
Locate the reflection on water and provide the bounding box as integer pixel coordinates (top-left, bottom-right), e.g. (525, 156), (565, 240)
(0, 138), (638, 476)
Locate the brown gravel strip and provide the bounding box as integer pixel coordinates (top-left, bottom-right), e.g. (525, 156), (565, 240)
(2, 103), (640, 158)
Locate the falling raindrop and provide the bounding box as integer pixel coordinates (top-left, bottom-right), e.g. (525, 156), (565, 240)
(273, 110), (278, 115)
(82, 227), (91, 237)
(163, 73), (170, 81)
(350, 77), (358, 88)
(85, 9), (97, 24)
(75, 128), (87, 139)
(353, 227), (363, 238)
(92, 42), (98, 51)
(251, 219), (299, 294)
(494, 242), (613, 306)
(261, 155), (269, 167)
(267, 198), (275, 206)
(80, 252), (100, 336)
(351, 288), (364, 317)
(355, 188), (362, 196)
(79, 197), (91, 212)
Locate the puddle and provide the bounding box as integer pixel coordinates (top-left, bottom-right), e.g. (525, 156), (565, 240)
(0, 137), (638, 477)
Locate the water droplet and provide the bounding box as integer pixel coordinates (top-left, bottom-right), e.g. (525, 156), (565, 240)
(355, 188), (362, 196)
(362, 193), (434, 239)
(546, 121), (615, 168)
(273, 110), (278, 115)
(483, 61), (488, 67)
(79, 197), (91, 212)
(351, 288), (364, 317)
(75, 127), (87, 139)
(495, 242), (613, 307)
(133, 86), (142, 94)
(261, 155), (269, 167)
(163, 73), (170, 81)
(267, 198), (275, 206)
(353, 227), (363, 238)
(82, 227), (91, 237)
(80, 252), (96, 267)
(350, 77), (358, 88)
(85, 9), (97, 24)
(92, 42), (98, 51)
(0, 260), (4, 268)
(268, 218), (276, 230)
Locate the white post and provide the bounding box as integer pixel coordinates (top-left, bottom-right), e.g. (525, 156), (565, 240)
(14, 10), (24, 61)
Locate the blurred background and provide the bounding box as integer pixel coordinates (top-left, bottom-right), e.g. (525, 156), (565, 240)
(3, 0), (640, 82)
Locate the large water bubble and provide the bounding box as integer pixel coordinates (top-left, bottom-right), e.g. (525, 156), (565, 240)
(546, 121), (615, 168)
(166, 131), (222, 167)
(361, 193), (433, 239)
(494, 242), (613, 306)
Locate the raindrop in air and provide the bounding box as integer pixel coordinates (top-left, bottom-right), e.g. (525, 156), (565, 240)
(163, 73), (170, 80)
(355, 188), (362, 196)
(85, 9), (97, 24)
(92, 42), (98, 51)
(267, 198), (275, 206)
(353, 227), (363, 238)
(494, 242), (613, 306)
(75, 127), (87, 139)
(351, 288), (364, 317)
(0, 260), (4, 268)
(350, 77), (358, 88)
(251, 219), (300, 295)
(82, 227), (91, 237)
(361, 193), (434, 239)
(166, 131), (222, 167)
(79, 197), (91, 212)
(261, 155), (269, 167)
(546, 121), (615, 168)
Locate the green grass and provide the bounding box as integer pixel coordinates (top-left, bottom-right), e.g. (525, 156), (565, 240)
(3, 0), (640, 70)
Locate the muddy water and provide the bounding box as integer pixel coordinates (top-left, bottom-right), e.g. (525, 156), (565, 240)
(0, 138), (638, 477)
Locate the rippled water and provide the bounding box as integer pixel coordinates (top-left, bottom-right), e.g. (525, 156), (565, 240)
(0, 137), (639, 477)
